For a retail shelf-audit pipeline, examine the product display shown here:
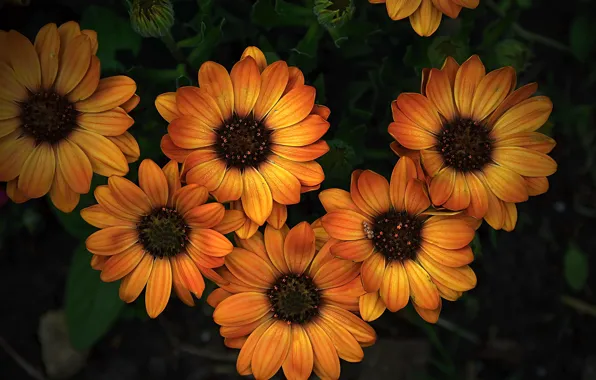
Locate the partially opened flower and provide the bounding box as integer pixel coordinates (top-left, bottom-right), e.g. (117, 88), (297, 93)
(369, 0), (479, 37)
(82, 159), (244, 318)
(208, 222), (376, 379)
(0, 22), (140, 212)
(157, 46), (329, 235)
(320, 157), (477, 323)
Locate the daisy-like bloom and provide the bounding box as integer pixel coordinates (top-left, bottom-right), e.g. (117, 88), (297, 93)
(157, 46), (330, 236)
(320, 156), (477, 323)
(389, 55), (557, 231)
(81, 159), (244, 318)
(369, 0), (479, 37)
(208, 222), (376, 379)
(0, 22), (140, 212)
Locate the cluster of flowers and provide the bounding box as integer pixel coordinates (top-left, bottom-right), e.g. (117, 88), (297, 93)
(0, 18), (555, 380)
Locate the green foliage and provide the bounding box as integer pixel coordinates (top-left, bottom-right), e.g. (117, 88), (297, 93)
(80, 5), (142, 72)
(65, 244), (124, 350)
(564, 245), (589, 292)
(569, 15), (596, 62)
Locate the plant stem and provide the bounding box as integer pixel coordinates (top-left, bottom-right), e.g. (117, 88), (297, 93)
(160, 30), (195, 80)
(485, 0), (572, 53)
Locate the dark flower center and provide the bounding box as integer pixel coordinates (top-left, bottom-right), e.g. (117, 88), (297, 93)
(366, 209), (424, 261)
(137, 207), (189, 258)
(267, 274), (321, 324)
(20, 91), (78, 145)
(214, 115), (272, 170)
(436, 118), (493, 172)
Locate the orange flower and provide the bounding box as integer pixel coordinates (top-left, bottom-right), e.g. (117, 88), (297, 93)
(0, 22), (140, 212)
(369, 0), (479, 36)
(231, 199), (289, 239)
(320, 157), (477, 323)
(81, 159), (244, 318)
(157, 46), (329, 232)
(389, 55), (557, 231)
(208, 222), (376, 379)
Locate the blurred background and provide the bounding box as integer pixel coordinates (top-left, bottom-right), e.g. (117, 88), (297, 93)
(1, 0), (595, 379)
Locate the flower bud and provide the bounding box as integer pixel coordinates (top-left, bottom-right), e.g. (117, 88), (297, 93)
(128, 0), (175, 38)
(313, 0), (354, 30)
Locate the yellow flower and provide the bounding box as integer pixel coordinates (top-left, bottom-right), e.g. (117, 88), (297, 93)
(369, 0), (479, 37)
(208, 222), (376, 379)
(157, 46), (330, 236)
(82, 159), (244, 318)
(320, 157), (478, 323)
(389, 55), (557, 231)
(0, 22), (140, 212)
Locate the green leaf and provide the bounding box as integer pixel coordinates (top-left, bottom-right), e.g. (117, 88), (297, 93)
(65, 244), (124, 350)
(187, 18), (225, 68)
(427, 36), (469, 68)
(289, 22), (324, 74)
(494, 39), (531, 73)
(570, 16), (596, 62)
(564, 245), (589, 292)
(252, 0), (313, 29)
(80, 5), (142, 72)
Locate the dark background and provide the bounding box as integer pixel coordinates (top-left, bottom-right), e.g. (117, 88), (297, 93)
(1, 0), (596, 379)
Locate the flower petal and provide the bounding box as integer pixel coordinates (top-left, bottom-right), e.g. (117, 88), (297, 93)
(55, 34), (91, 95)
(421, 215), (474, 249)
(284, 222), (316, 274)
(240, 46), (267, 71)
(145, 257), (173, 318)
(429, 167), (456, 206)
(49, 167), (80, 212)
(502, 201), (518, 232)
(483, 184), (505, 230)
(214, 292), (271, 326)
(319, 304), (376, 345)
(241, 166), (273, 225)
(69, 129), (129, 176)
(171, 253), (206, 298)
(405, 179), (430, 215)
(264, 85), (316, 129)
(303, 322), (340, 380)
(359, 292), (386, 322)
(7, 30), (41, 91)
(185, 203), (225, 228)
(167, 115), (217, 149)
(420, 149), (445, 177)
(361, 252), (386, 293)
(188, 228), (233, 257)
(490, 96), (553, 138)
(357, 170), (391, 215)
(100, 244), (145, 282)
(0, 132), (35, 182)
(265, 224), (290, 274)
(254, 61), (289, 120)
(271, 114), (330, 147)
(397, 93), (442, 134)
(319, 188), (360, 213)
(251, 321), (291, 380)
(312, 255), (361, 290)
(409, 0), (442, 37)
(471, 67), (516, 121)
(284, 66), (305, 95)
(213, 209), (245, 235)
(316, 318), (363, 363)
(160, 135), (192, 163)
(86, 226), (138, 256)
(211, 167), (243, 203)
(225, 248), (276, 288)
(107, 131), (139, 164)
(386, 0), (422, 20)
(454, 55), (486, 119)
(68, 56), (101, 103)
(18, 142), (55, 198)
(493, 131), (556, 154)
(330, 239), (374, 262)
(482, 163), (528, 203)
(119, 253), (153, 303)
(389, 156), (418, 211)
(417, 251), (477, 291)
(259, 160), (301, 205)
(108, 176), (152, 215)
(236, 318), (276, 376)
(185, 159), (226, 192)
(442, 171), (471, 210)
(388, 120), (437, 151)
(525, 176), (549, 196)
(198, 61), (234, 121)
(155, 92), (180, 123)
(138, 159), (168, 208)
(77, 107), (133, 137)
(267, 201), (287, 229)
(172, 184), (209, 215)
(282, 325), (314, 380)
(270, 140), (329, 162)
(267, 155), (324, 187)
(413, 301), (441, 323)
(176, 86), (223, 128)
(230, 56), (261, 118)
(486, 83), (537, 127)
(426, 68), (456, 121)
(56, 138), (93, 194)
(403, 259), (439, 310)
(492, 147), (557, 177)
(81, 204), (135, 229)
(93, 185), (139, 221)
(321, 209), (370, 241)
(206, 288), (232, 308)
(0, 63), (28, 103)
(76, 76), (136, 113)
(34, 23), (60, 89)
(379, 261), (409, 312)
(465, 171), (488, 219)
